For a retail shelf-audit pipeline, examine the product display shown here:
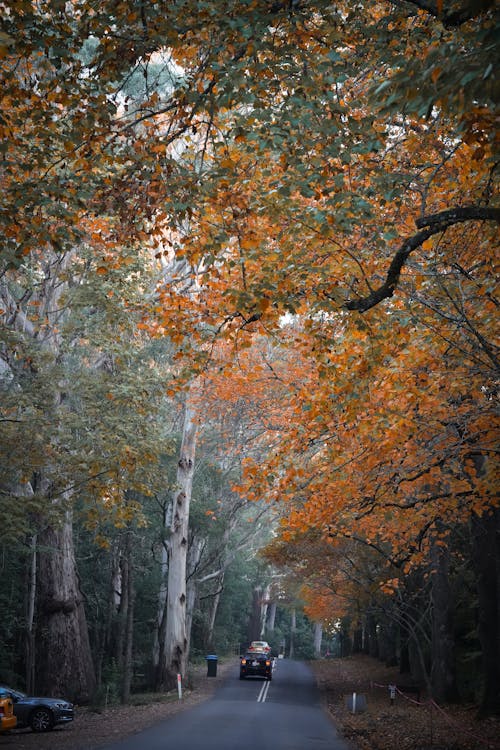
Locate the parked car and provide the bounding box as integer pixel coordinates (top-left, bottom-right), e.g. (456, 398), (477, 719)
(240, 651), (273, 680)
(0, 691), (17, 732)
(248, 640), (271, 653)
(0, 685), (74, 733)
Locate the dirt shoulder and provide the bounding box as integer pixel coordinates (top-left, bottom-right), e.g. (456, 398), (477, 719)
(309, 654), (500, 750)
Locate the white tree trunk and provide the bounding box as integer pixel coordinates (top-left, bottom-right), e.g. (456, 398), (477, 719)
(313, 621), (323, 658)
(260, 584), (271, 638)
(162, 398), (197, 689)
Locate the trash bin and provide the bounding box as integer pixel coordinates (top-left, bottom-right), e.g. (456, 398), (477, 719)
(206, 654), (218, 677)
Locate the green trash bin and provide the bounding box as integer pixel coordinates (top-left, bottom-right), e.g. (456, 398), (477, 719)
(206, 654), (218, 677)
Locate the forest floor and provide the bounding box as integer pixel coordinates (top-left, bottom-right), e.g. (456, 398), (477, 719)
(2, 655), (499, 750)
(310, 654), (500, 750)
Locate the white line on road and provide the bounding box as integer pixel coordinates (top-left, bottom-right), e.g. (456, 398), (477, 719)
(257, 680), (271, 702)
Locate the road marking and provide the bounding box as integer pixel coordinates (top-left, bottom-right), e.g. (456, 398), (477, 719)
(257, 680), (271, 702)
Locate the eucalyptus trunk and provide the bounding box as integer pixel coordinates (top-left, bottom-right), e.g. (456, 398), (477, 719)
(205, 574), (225, 653)
(260, 584), (271, 638)
(266, 601), (277, 632)
(36, 509), (96, 702)
(313, 622), (323, 658)
(159, 399), (197, 690)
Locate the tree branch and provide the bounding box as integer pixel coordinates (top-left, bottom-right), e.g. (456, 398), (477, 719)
(397, 0), (496, 27)
(345, 206), (500, 313)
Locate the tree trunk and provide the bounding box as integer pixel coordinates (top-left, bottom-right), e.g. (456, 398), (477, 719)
(248, 586), (263, 643)
(121, 531), (135, 704)
(185, 535), (204, 661)
(36, 510), (96, 702)
(267, 601), (277, 632)
(430, 533), (458, 702)
(289, 608), (296, 659)
(471, 509), (500, 716)
(160, 399), (197, 690)
(259, 584), (271, 638)
(25, 533), (37, 694)
(352, 624), (363, 653)
(313, 621), (323, 658)
(378, 614), (398, 667)
(205, 577), (223, 652)
(115, 541), (129, 670)
(153, 501), (170, 675)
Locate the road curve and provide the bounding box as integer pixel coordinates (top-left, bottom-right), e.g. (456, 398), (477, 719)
(102, 658), (350, 750)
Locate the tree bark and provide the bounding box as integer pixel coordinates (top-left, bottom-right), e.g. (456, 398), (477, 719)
(260, 584), (271, 638)
(313, 621), (323, 658)
(116, 557), (127, 668)
(205, 577), (223, 652)
(36, 510), (96, 702)
(430, 533), (458, 702)
(185, 534), (204, 660)
(121, 530), (135, 704)
(366, 611), (379, 658)
(266, 601), (277, 632)
(471, 509), (500, 716)
(153, 499), (170, 675)
(160, 399), (197, 690)
(377, 614), (398, 667)
(25, 533), (37, 694)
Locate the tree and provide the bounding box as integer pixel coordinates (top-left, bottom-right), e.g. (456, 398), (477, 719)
(1, 0), (497, 712)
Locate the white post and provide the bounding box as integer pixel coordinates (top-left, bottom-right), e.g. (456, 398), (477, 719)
(177, 673), (182, 700)
(352, 691), (357, 714)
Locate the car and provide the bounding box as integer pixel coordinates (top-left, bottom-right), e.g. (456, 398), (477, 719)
(0, 691), (17, 732)
(0, 685), (74, 733)
(248, 640), (271, 653)
(240, 651), (273, 680)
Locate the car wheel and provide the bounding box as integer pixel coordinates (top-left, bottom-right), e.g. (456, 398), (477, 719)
(30, 708), (54, 732)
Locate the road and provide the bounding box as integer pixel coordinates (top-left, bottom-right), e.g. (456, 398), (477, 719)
(102, 658), (350, 750)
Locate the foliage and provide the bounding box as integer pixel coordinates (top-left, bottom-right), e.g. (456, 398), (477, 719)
(0, 0), (498, 711)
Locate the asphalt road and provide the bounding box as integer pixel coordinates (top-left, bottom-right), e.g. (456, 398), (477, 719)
(102, 658), (350, 750)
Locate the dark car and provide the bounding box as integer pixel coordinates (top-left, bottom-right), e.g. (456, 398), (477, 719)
(0, 685), (74, 733)
(240, 651), (272, 680)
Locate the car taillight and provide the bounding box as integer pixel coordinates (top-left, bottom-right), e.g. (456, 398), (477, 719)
(266, 660), (271, 665)
(241, 658), (246, 664)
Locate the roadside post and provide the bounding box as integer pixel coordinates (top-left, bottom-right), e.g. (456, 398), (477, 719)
(177, 673), (182, 700)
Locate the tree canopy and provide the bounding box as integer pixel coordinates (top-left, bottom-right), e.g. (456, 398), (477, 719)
(1, 0), (498, 715)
